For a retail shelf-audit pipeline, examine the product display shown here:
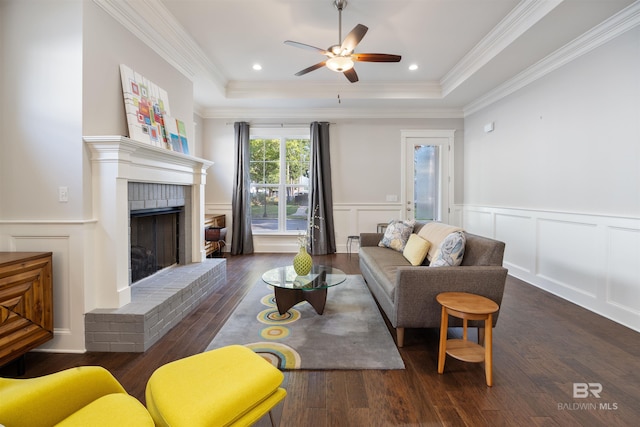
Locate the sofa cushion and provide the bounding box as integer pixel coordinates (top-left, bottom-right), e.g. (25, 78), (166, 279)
(430, 231), (466, 267)
(360, 246), (410, 300)
(402, 234), (431, 266)
(417, 222), (463, 261)
(378, 219), (415, 252)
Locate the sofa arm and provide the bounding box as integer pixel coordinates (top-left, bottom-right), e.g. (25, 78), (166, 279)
(360, 233), (383, 247)
(394, 266), (508, 328)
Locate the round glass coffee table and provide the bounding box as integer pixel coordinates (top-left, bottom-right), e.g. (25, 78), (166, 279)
(262, 265), (347, 315)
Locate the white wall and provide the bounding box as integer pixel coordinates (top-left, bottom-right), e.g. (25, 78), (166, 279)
(203, 117), (464, 252)
(0, 0), (86, 352)
(463, 27), (640, 332)
(0, 0), (83, 220)
(0, 0), (198, 352)
(464, 29), (639, 216)
(82, 0), (194, 137)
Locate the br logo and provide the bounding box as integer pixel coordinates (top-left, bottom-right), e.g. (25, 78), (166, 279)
(573, 382), (602, 398)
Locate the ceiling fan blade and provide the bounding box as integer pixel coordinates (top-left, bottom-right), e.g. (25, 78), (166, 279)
(352, 53), (402, 63)
(343, 68), (359, 83)
(340, 24), (368, 54)
(295, 62), (327, 76)
(284, 40), (329, 55)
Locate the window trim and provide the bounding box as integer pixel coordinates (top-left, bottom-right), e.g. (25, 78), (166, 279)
(249, 128), (310, 235)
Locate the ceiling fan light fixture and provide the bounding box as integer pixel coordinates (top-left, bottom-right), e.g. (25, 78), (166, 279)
(326, 56), (354, 72)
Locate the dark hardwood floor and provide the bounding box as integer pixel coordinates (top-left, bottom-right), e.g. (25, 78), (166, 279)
(2, 253), (639, 426)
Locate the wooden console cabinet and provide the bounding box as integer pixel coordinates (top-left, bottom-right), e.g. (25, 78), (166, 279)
(0, 252), (53, 368)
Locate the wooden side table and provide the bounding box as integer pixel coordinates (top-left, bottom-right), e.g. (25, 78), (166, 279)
(436, 291), (499, 386)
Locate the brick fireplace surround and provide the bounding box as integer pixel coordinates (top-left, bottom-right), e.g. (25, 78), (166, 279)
(84, 136), (224, 352)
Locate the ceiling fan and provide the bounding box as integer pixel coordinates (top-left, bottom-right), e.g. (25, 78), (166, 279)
(284, 0), (401, 83)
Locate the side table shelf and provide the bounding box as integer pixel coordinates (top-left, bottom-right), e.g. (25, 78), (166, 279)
(444, 338), (486, 363)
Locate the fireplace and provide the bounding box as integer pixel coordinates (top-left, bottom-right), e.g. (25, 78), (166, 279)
(85, 136), (213, 309)
(130, 207), (182, 283)
(85, 136), (221, 352)
(128, 181), (191, 285)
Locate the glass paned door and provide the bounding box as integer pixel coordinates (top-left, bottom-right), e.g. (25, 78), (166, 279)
(414, 145), (440, 221)
(402, 130), (454, 224)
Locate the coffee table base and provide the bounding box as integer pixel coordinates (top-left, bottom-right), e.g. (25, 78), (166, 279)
(274, 287), (327, 315)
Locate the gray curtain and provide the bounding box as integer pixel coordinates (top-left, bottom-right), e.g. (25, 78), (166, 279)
(308, 122), (336, 255)
(231, 122), (254, 254)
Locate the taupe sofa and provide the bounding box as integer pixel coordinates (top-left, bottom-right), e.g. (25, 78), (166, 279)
(359, 222), (508, 347)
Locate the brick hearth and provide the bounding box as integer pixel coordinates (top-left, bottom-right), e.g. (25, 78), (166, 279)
(85, 258), (225, 352)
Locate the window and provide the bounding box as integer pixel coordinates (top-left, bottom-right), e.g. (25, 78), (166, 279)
(249, 133), (310, 233)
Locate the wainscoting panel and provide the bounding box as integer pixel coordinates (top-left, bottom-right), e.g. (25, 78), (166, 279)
(332, 206), (352, 251)
(1, 221), (90, 352)
(494, 213), (535, 274)
(537, 218), (601, 298)
(462, 205), (640, 333)
(607, 226), (640, 313)
(354, 205), (403, 235)
(464, 208), (494, 237)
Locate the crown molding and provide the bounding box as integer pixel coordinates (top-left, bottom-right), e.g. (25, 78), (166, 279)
(464, 0), (640, 116)
(199, 107), (464, 120)
(93, 0), (226, 94)
(440, 0), (563, 97)
(225, 80), (442, 100)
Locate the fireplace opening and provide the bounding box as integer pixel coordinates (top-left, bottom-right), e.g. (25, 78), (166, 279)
(130, 207), (182, 284)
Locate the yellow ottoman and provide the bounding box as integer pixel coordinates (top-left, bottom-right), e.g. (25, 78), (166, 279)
(0, 366), (154, 427)
(145, 345), (287, 427)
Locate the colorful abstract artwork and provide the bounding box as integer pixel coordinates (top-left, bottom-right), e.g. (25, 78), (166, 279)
(119, 64), (191, 154)
(119, 64), (173, 149)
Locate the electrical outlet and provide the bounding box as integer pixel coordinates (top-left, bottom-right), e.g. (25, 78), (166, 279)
(59, 186), (68, 202)
(386, 195), (398, 202)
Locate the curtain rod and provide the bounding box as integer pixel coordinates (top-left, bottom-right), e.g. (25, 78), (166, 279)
(225, 122), (336, 128)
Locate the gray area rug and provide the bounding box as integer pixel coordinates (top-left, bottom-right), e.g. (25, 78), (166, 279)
(206, 275), (405, 370)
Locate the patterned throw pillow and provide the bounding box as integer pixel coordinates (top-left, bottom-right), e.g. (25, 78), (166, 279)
(378, 220), (415, 252)
(430, 231), (466, 267)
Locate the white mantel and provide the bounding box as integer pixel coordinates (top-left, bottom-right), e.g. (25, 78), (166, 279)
(84, 136), (214, 309)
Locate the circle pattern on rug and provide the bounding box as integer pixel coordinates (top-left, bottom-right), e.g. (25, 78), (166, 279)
(245, 342), (301, 369)
(257, 308), (300, 325)
(260, 294), (277, 307)
(260, 326), (290, 340)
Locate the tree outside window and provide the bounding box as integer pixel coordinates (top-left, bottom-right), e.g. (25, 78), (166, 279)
(249, 136), (310, 232)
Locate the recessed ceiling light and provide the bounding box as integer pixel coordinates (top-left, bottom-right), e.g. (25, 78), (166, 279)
(409, 64), (418, 71)
(252, 64), (262, 71)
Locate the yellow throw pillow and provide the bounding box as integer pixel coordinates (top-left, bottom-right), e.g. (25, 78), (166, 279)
(402, 234), (431, 266)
